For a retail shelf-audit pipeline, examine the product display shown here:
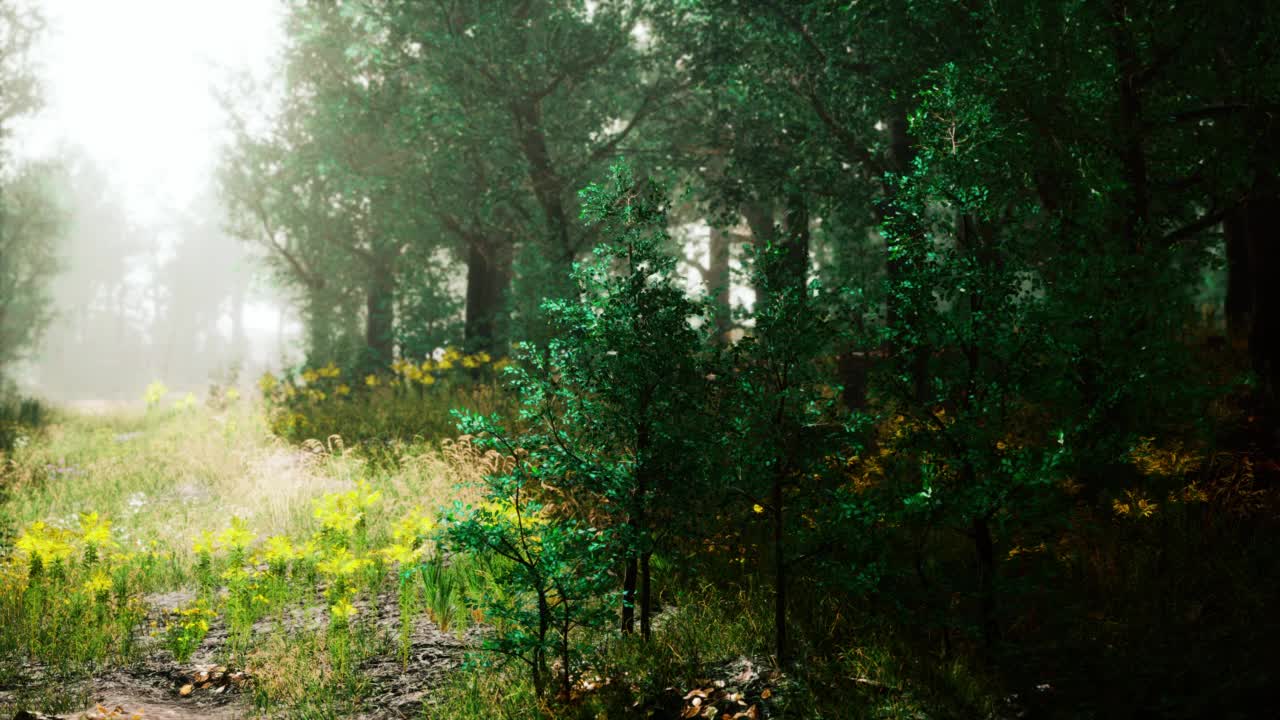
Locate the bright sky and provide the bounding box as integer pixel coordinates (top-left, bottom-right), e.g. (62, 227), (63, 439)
(16, 0), (283, 222)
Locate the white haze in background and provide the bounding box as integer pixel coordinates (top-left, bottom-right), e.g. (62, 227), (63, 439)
(13, 0), (292, 399)
(18, 0), (282, 219)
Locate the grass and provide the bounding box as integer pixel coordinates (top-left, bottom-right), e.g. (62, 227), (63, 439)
(0, 392), (996, 719)
(0, 395), (491, 717)
(8, 385), (1266, 719)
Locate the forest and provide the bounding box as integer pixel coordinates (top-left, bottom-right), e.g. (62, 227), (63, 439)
(2, 1), (1279, 718)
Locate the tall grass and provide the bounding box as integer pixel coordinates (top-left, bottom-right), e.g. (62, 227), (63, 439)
(0, 395), (494, 718)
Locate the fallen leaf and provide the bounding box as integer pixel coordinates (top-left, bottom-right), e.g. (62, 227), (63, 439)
(179, 684), (194, 696)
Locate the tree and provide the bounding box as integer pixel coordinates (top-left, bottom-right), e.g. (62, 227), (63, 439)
(0, 161), (65, 374)
(0, 3), (62, 380)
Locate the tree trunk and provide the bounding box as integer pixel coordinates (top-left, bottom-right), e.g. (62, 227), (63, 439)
(1224, 208), (1252, 344)
(305, 287), (332, 366)
(972, 514), (999, 649)
(742, 201), (776, 308)
(365, 261), (395, 368)
(464, 232), (513, 356)
(708, 226), (733, 342)
(512, 98), (574, 285)
(621, 555), (637, 635)
(772, 467), (788, 667)
(639, 551), (653, 641)
(1110, 0), (1150, 252)
(1244, 188), (1280, 409)
(779, 193), (810, 297)
(534, 589), (549, 698)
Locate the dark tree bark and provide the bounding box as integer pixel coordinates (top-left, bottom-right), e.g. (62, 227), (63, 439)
(1224, 208), (1253, 343)
(708, 225), (733, 342)
(365, 260), (396, 368)
(464, 232), (513, 356)
(305, 287), (333, 366)
(1110, 0), (1151, 251)
(772, 464), (788, 666)
(513, 98), (575, 283)
(1244, 187), (1280, 408)
(639, 550), (653, 641)
(779, 193), (811, 297)
(742, 200), (776, 306)
(621, 555), (637, 634)
(972, 514), (999, 649)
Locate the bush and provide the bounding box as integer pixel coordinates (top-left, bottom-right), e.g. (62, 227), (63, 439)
(0, 395), (47, 454)
(260, 350), (515, 451)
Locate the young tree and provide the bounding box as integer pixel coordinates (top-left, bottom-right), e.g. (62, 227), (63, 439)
(445, 412), (615, 700)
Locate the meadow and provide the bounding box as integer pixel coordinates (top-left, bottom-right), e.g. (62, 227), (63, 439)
(0, 380), (500, 718)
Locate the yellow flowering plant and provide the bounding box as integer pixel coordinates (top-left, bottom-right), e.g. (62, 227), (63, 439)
(262, 535), (299, 576)
(216, 517), (257, 561)
(313, 480), (382, 539)
(163, 600), (216, 663)
(14, 520), (77, 577)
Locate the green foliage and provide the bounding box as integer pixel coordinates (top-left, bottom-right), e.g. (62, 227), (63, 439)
(260, 353), (513, 451)
(0, 394), (46, 455)
(445, 412), (616, 700)
(0, 160), (68, 375)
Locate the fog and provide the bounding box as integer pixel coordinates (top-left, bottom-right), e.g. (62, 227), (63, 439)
(12, 0), (291, 402)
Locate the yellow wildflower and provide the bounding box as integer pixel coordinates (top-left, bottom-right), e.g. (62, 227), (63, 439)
(262, 535), (298, 566)
(392, 509), (435, 546)
(15, 521), (76, 563)
(313, 480), (382, 534)
(330, 598), (357, 620)
(317, 547), (371, 578)
(216, 517), (257, 552)
(379, 543), (418, 565)
(79, 512), (113, 548)
(192, 530), (217, 555)
(365, 374), (380, 387)
(335, 384), (351, 397)
(258, 373), (279, 393)
(83, 570), (113, 596)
